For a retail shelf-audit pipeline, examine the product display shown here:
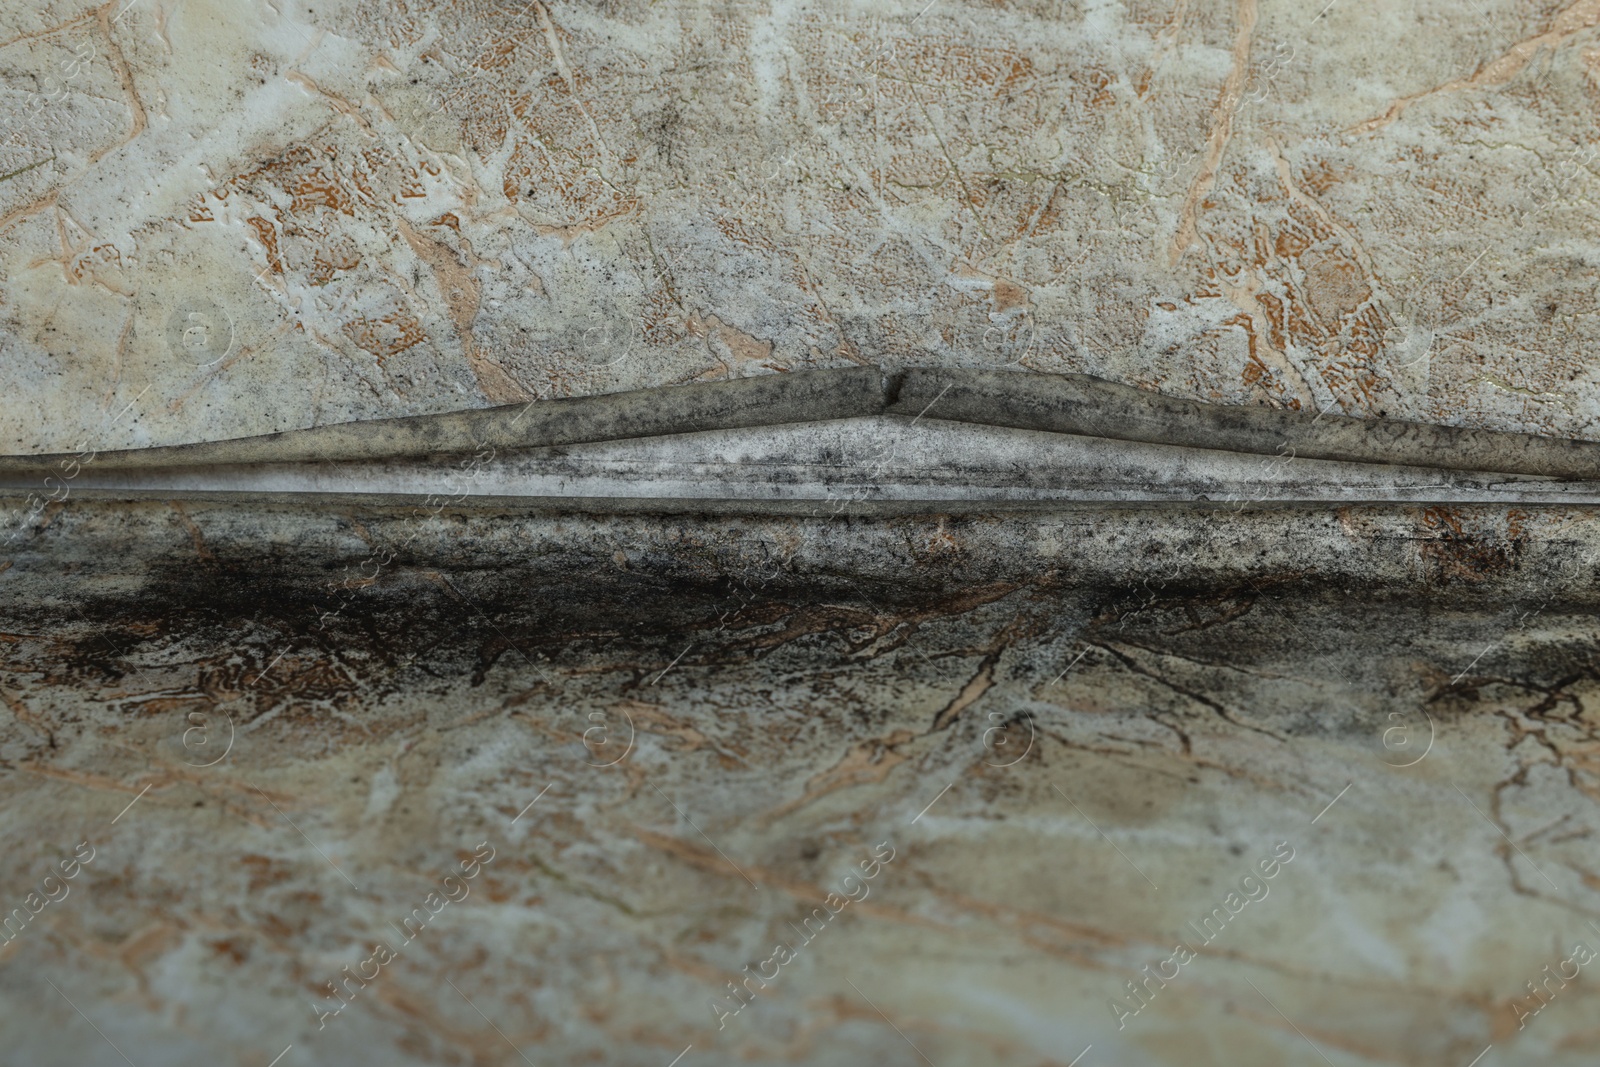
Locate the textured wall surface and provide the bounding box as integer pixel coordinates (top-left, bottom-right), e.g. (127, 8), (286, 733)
(3, 501), (1600, 1067)
(7, 1), (1600, 1065)
(6, 0), (1600, 454)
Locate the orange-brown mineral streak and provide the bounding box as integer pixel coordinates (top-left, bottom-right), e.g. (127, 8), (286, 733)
(1169, 0), (1257, 265)
(1350, 0), (1600, 135)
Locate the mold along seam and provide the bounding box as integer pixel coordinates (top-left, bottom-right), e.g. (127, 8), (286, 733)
(2, 368), (1596, 480)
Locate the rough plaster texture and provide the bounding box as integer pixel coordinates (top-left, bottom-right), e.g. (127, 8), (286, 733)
(6, 0), (1600, 454)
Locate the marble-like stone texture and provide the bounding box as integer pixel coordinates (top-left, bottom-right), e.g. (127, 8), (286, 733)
(5, 0), (1600, 454)
(2, 500), (1599, 1066)
(7, 2), (1600, 1065)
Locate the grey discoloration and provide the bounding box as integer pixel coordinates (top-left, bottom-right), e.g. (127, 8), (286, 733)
(5, 368), (1599, 486)
(8, 417), (1600, 510)
(891, 369), (1600, 480)
(1, 499), (1597, 1065)
(0, 368), (886, 475)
